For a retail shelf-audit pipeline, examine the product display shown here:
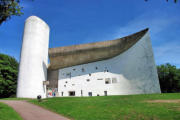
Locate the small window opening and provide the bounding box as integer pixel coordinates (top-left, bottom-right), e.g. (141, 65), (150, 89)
(88, 92), (92, 96)
(73, 68), (76, 71)
(82, 68), (85, 72)
(89, 73), (91, 76)
(87, 79), (90, 82)
(72, 84), (75, 86)
(69, 91), (75, 96)
(95, 67), (98, 70)
(65, 81), (68, 83)
(61, 92), (63, 96)
(64, 85), (66, 87)
(105, 78), (111, 84)
(112, 78), (117, 83)
(81, 90), (83, 96)
(66, 72), (71, 78)
(104, 91), (107, 96)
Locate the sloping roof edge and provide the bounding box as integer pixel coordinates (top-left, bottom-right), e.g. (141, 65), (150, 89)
(48, 28), (149, 70)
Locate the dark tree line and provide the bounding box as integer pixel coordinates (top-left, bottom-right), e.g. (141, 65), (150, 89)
(0, 53), (18, 98)
(157, 63), (180, 93)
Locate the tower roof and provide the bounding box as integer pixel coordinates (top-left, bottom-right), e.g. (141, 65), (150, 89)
(48, 28), (149, 70)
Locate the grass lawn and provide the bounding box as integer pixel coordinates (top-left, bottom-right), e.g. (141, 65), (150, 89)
(29, 93), (180, 120)
(0, 102), (22, 120)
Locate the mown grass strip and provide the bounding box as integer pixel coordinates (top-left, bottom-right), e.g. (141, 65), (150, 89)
(0, 102), (22, 120)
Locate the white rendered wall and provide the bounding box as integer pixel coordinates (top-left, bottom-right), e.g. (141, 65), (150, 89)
(58, 32), (161, 97)
(17, 16), (49, 98)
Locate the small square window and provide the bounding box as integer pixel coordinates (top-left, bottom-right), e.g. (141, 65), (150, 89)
(66, 72), (71, 77)
(105, 78), (111, 84)
(87, 79), (90, 82)
(88, 92), (92, 96)
(112, 78), (117, 83)
(69, 91), (75, 96)
(65, 81), (68, 83)
(64, 85), (66, 87)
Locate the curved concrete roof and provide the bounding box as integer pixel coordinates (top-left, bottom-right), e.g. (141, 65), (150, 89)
(48, 28), (149, 70)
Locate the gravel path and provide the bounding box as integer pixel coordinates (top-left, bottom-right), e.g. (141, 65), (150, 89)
(0, 100), (70, 120)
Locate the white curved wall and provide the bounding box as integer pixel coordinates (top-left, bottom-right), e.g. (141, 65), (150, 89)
(58, 32), (161, 97)
(17, 16), (50, 98)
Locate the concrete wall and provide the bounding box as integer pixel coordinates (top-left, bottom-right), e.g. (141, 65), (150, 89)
(47, 70), (58, 88)
(17, 16), (50, 98)
(58, 32), (161, 97)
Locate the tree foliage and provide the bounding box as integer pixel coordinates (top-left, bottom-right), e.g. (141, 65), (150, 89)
(0, 0), (23, 25)
(157, 63), (180, 93)
(0, 53), (18, 98)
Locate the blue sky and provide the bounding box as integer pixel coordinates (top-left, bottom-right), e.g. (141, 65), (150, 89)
(0, 0), (180, 67)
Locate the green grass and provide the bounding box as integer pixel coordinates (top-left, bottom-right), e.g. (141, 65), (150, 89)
(0, 102), (22, 120)
(29, 93), (180, 120)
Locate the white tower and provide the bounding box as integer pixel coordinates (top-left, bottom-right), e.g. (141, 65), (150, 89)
(17, 16), (50, 98)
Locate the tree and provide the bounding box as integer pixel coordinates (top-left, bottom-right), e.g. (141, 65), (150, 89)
(157, 63), (180, 93)
(0, 53), (18, 98)
(0, 0), (23, 25)
(170, 0), (178, 3)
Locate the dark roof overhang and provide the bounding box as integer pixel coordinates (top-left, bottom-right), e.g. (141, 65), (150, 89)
(48, 28), (149, 70)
